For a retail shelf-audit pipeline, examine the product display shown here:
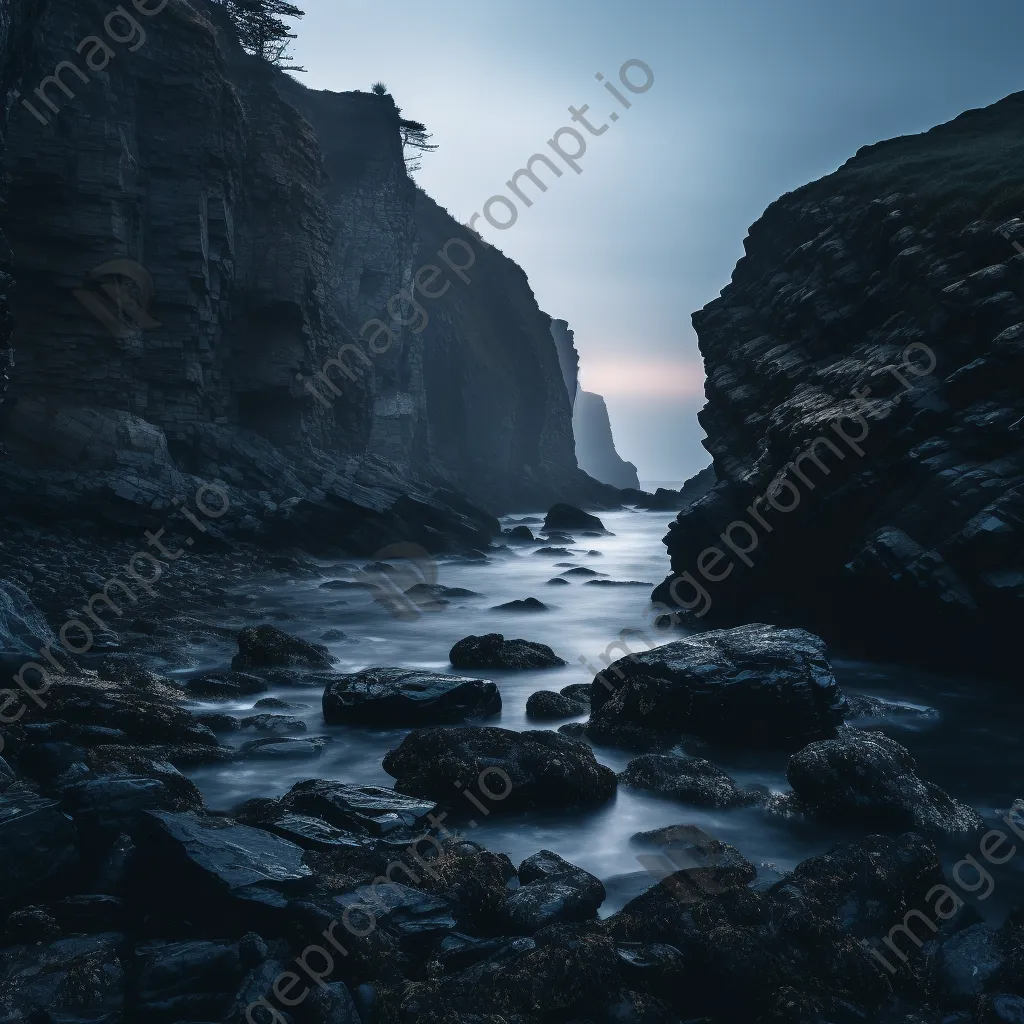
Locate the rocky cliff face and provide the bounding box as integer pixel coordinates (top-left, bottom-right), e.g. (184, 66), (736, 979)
(574, 390), (640, 490)
(0, 0), (612, 549)
(657, 93), (1024, 670)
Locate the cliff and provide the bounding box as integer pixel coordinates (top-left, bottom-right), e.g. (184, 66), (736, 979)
(574, 390), (640, 490)
(0, 0), (615, 551)
(657, 92), (1024, 670)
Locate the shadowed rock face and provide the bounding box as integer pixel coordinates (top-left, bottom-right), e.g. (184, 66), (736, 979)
(0, 0), (615, 543)
(655, 93), (1024, 671)
(574, 390), (640, 490)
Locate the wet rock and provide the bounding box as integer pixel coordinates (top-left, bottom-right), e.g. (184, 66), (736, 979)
(196, 712), (242, 733)
(533, 546), (572, 557)
(254, 697), (308, 710)
(131, 810), (311, 928)
(131, 939), (244, 1023)
(0, 933), (125, 1021)
(525, 690), (588, 721)
(976, 994), (1024, 1024)
(588, 624), (848, 748)
(450, 633), (565, 670)
(502, 850), (606, 933)
(231, 624), (335, 671)
(936, 924), (1004, 1002)
(303, 980), (361, 1023)
(39, 673), (221, 748)
(541, 531), (576, 545)
(186, 671), (269, 697)
(0, 580), (59, 673)
(560, 684), (592, 706)
(323, 668), (501, 726)
(416, 839), (516, 928)
(544, 504), (607, 533)
(281, 779), (438, 837)
(769, 831), (944, 938)
(237, 736), (327, 761)
(263, 813), (368, 851)
(406, 583), (480, 599)
(382, 726), (617, 812)
(82, 749), (208, 806)
(240, 713), (308, 734)
(332, 882), (458, 954)
(786, 729), (984, 832)
(627, 824), (758, 905)
(0, 789), (79, 914)
(492, 598), (549, 613)
(618, 754), (757, 808)
(61, 775), (178, 844)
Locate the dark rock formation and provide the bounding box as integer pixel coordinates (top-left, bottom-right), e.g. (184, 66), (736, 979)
(525, 690), (588, 721)
(231, 624), (335, 672)
(382, 726), (617, 812)
(618, 754), (757, 808)
(322, 668), (501, 726)
(0, 0), (614, 553)
(492, 597), (548, 613)
(656, 94), (1024, 670)
(783, 728), (984, 833)
(279, 779), (437, 839)
(626, 464), (717, 511)
(449, 633), (565, 670)
(545, 503), (607, 533)
(501, 850), (606, 933)
(574, 390), (640, 490)
(587, 623), (848, 749)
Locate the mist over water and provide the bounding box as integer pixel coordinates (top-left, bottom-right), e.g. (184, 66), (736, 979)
(181, 509), (1024, 917)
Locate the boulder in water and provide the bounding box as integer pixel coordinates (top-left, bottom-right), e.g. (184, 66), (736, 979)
(543, 504), (607, 533)
(525, 690), (588, 721)
(618, 754), (758, 808)
(450, 633), (565, 670)
(231, 624), (335, 671)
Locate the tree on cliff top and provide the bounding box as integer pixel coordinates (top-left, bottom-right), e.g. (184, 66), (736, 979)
(398, 117), (438, 174)
(220, 0), (307, 71)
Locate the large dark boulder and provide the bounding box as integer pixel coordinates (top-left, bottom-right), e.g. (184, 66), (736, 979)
(618, 754), (758, 808)
(450, 633), (565, 670)
(770, 831), (944, 940)
(382, 727), (617, 812)
(588, 623), (848, 748)
(502, 850), (605, 933)
(544, 504), (607, 533)
(0, 788), (79, 914)
(322, 668), (500, 726)
(60, 775), (178, 845)
(131, 810), (311, 927)
(231, 624), (335, 671)
(784, 728), (984, 833)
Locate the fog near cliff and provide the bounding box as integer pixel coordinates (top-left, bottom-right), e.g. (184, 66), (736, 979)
(291, 0), (1024, 481)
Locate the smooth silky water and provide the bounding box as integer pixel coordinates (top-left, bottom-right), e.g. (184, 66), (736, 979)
(176, 508), (1024, 917)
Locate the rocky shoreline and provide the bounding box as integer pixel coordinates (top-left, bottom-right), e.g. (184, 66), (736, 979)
(0, 507), (1019, 1024)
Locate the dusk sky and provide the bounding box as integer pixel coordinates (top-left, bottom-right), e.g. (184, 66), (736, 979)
(290, 0), (1024, 482)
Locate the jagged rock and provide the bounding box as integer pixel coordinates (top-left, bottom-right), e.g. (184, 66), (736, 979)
(785, 729), (984, 832)
(280, 779), (438, 838)
(330, 882), (458, 954)
(502, 850), (606, 933)
(450, 633), (565, 670)
(382, 726), (617, 811)
(60, 775), (179, 844)
(654, 95), (1024, 672)
(0, 788), (79, 914)
(525, 690), (588, 721)
(618, 754), (757, 808)
(0, 579), (58, 673)
(588, 624), (848, 748)
(544, 504), (607, 534)
(323, 667), (500, 725)
(573, 390), (640, 490)
(262, 813), (369, 852)
(231, 625), (335, 671)
(492, 598), (549, 613)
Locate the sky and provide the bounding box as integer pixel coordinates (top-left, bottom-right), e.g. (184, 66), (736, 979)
(288, 0), (1024, 482)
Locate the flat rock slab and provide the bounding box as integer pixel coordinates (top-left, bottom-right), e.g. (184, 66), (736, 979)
(450, 633), (565, 670)
(281, 779), (438, 837)
(323, 668), (501, 726)
(588, 623), (848, 748)
(383, 726), (617, 812)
